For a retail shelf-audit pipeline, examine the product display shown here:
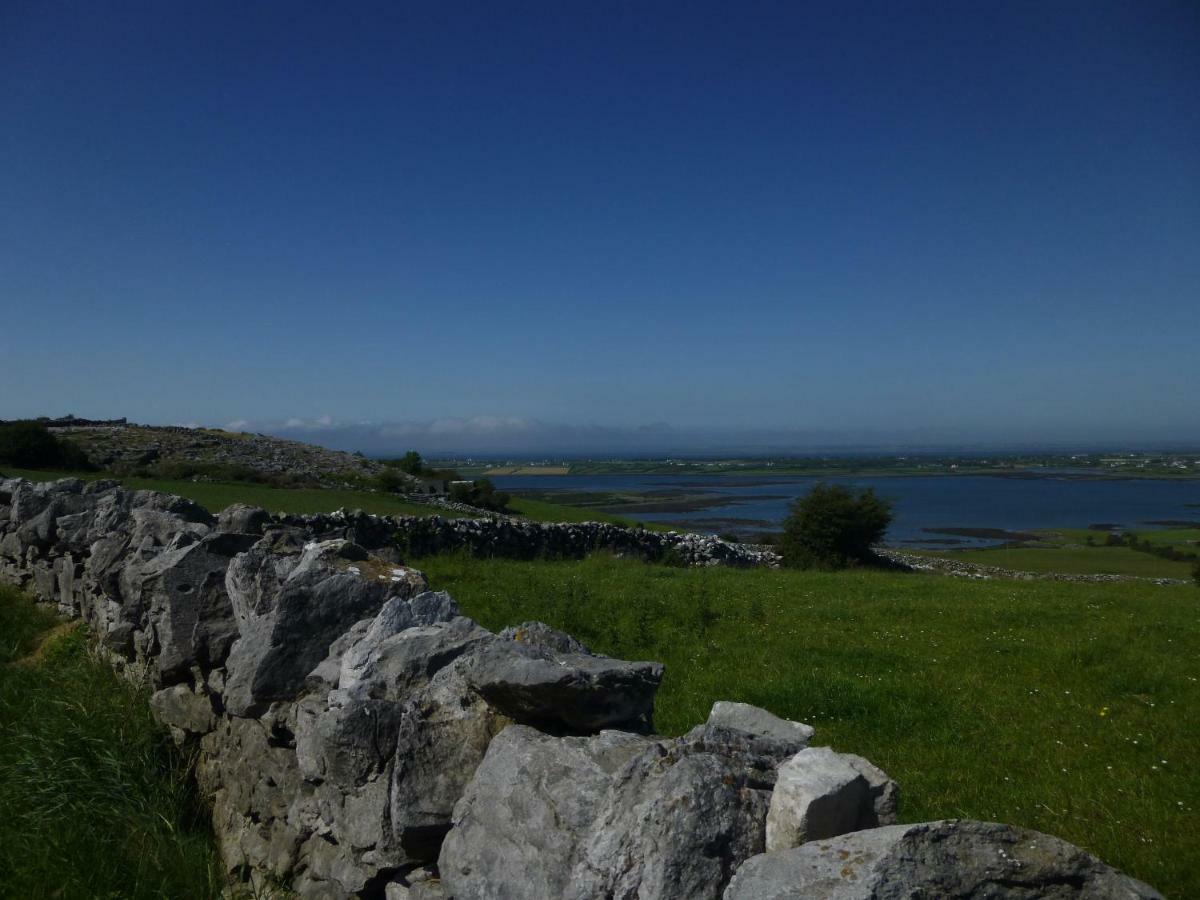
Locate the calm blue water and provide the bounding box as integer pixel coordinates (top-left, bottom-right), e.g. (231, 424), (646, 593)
(491, 474), (1200, 547)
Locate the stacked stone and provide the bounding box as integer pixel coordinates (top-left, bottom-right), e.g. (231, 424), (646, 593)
(0, 477), (1162, 899)
(279, 507), (781, 568)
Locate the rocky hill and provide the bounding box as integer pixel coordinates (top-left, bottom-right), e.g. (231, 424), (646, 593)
(45, 420), (408, 488)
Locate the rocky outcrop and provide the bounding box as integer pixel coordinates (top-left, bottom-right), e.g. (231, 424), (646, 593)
(45, 422), (398, 488)
(0, 476), (1162, 899)
(724, 820), (1163, 899)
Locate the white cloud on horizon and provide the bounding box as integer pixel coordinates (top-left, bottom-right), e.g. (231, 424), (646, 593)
(210, 415), (1200, 456)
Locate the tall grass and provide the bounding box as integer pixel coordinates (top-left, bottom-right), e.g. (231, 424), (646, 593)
(415, 552), (1200, 897)
(0, 586), (221, 900)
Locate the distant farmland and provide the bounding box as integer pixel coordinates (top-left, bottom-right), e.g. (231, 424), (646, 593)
(482, 465), (570, 475)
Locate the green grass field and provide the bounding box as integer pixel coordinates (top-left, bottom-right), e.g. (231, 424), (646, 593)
(0, 585), (221, 899)
(415, 552), (1200, 897)
(914, 527), (1199, 580)
(917, 544), (1196, 579)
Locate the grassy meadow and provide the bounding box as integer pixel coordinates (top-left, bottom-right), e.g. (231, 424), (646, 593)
(915, 527), (1199, 580)
(0, 585), (221, 899)
(417, 552), (1199, 897)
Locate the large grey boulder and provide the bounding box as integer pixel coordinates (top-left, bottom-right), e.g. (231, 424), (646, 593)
(439, 700), (809, 900)
(724, 820), (1163, 899)
(287, 596), (493, 893)
(222, 541), (426, 716)
(335, 592), (478, 700)
(765, 746), (897, 850)
(439, 724), (653, 900)
(387, 620), (666, 868)
(137, 531), (259, 684)
(217, 503), (271, 534)
(389, 656), (513, 864)
(464, 621), (663, 733)
(564, 723), (789, 900)
(295, 592), (487, 786)
(705, 700), (815, 758)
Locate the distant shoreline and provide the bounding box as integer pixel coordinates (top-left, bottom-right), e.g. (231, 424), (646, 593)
(482, 468), (1200, 482)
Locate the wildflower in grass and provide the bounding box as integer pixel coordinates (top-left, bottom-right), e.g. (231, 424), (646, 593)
(1099, 706), (1110, 717)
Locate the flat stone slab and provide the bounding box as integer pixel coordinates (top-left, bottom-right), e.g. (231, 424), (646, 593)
(725, 819), (1164, 899)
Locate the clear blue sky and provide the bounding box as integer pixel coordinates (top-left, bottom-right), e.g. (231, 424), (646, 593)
(2, 1), (1197, 451)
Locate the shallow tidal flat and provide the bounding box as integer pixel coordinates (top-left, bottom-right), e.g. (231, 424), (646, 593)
(513, 488), (761, 517)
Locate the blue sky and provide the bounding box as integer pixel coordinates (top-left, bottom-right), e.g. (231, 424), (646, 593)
(2, 1), (1197, 452)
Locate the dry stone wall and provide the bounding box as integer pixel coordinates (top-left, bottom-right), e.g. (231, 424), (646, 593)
(270, 506), (780, 568)
(0, 477), (1163, 899)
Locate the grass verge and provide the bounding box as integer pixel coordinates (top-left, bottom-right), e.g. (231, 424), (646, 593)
(415, 551), (1200, 897)
(0, 585), (221, 900)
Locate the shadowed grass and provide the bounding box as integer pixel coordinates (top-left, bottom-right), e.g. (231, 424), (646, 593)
(415, 552), (1200, 898)
(0, 585), (221, 900)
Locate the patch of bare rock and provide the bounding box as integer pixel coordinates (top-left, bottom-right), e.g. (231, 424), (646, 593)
(0, 476), (1163, 899)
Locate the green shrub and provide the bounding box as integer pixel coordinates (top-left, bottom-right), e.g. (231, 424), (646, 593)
(779, 482), (893, 569)
(384, 450), (426, 476)
(0, 421), (94, 471)
(376, 467), (411, 493)
(449, 477), (511, 513)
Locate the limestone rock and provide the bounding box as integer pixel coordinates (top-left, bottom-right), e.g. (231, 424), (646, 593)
(149, 683), (216, 736)
(708, 701), (814, 747)
(465, 621), (663, 733)
(196, 716), (304, 881)
(217, 503), (271, 534)
(765, 746), (898, 850)
(222, 541), (422, 716)
(138, 531), (259, 684)
(442, 704), (800, 900)
(389, 657), (512, 863)
(724, 820), (1164, 899)
(565, 722), (793, 900)
(439, 724), (652, 900)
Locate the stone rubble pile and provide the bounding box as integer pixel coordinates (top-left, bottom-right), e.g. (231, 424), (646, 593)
(0, 477), (1162, 899)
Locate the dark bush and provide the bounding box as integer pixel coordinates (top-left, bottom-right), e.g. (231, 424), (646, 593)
(376, 468), (410, 493)
(779, 482), (893, 569)
(449, 478), (511, 513)
(0, 421), (94, 471)
(383, 451), (426, 476)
